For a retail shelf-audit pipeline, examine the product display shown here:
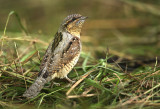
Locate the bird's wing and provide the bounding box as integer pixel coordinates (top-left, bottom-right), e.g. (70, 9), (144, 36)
(38, 32), (63, 77)
(39, 36), (81, 79)
(39, 32), (63, 71)
(47, 36), (81, 76)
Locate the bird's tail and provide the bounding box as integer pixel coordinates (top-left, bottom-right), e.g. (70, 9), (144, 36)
(23, 77), (48, 98)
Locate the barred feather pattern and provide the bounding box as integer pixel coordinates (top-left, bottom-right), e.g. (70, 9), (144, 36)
(23, 14), (86, 98)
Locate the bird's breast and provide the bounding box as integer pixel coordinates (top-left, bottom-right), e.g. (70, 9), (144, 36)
(52, 53), (80, 79)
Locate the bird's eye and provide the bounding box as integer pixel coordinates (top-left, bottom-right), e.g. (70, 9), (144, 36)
(64, 17), (80, 27)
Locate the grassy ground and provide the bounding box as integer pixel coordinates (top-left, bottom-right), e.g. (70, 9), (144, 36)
(1, 1), (160, 108)
(0, 32), (160, 109)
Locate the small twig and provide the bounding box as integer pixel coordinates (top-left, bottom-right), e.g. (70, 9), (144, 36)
(14, 42), (24, 74)
(121, 94), (142, 106)
(13, 42), (33, 62)
(143, 70), (160, 80)
(2, 70), (33, 82)
(82, 86), (94, 95)
(111, 57), (124, 72)
(21, 51), (38, 64)
(74, 68), (80, 80)
(33, 41), (41, 61)
(0, 37), (48, 45)
(113, 73), (122, 84)
(126, 72), (140, 82)
(67, 94), (97, 98)
(66, 68), (96, 96)
(154, 56), (158, 71)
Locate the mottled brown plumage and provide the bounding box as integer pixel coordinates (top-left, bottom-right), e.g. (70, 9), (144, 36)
(23, 14), (87, 98)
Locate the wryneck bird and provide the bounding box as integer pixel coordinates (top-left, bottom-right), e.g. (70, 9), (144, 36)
(23, 14), (87, 98)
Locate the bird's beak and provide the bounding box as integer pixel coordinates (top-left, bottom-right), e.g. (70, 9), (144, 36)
(80, 16), (88, 20)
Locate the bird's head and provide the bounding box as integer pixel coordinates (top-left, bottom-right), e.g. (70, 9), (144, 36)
(59, 14), (87, 37)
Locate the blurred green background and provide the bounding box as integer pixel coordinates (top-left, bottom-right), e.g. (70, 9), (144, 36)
(0, 1), (160, 108)
(0, 0), (160, 64)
